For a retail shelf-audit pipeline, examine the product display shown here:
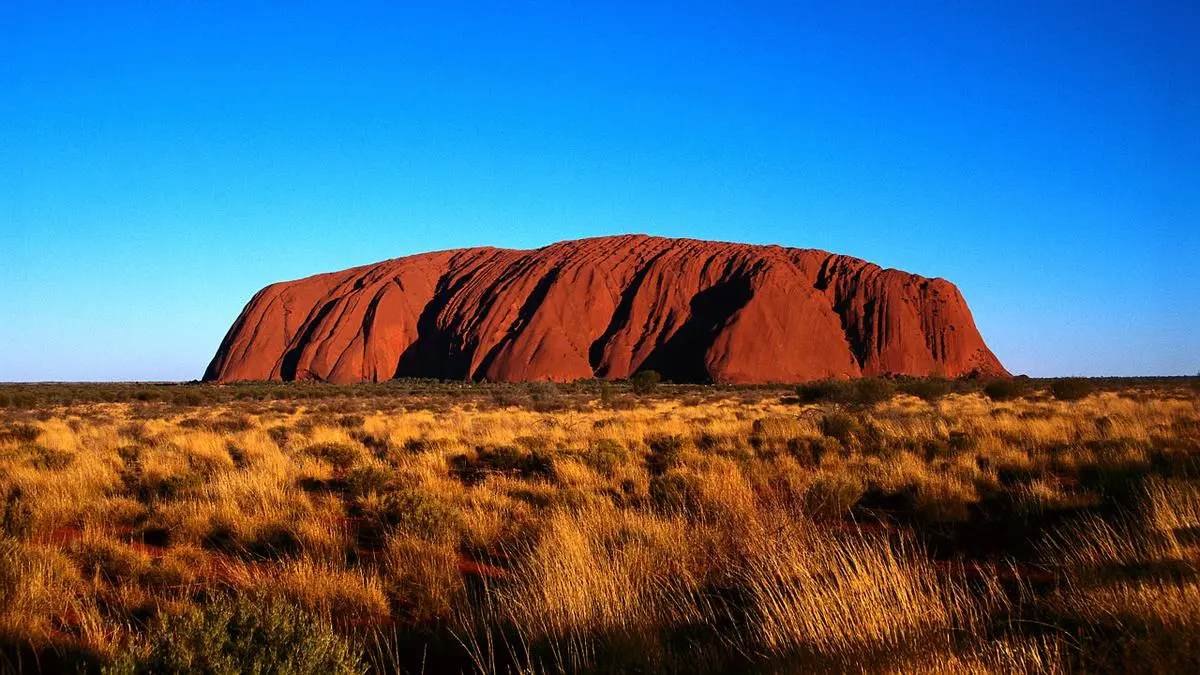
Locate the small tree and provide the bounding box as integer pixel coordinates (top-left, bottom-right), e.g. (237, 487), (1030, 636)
(630, 370), (661, 395)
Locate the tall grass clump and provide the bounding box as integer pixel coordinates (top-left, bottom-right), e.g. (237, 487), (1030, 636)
(459, 504), (706, 672)
(741, 531), (982, 665)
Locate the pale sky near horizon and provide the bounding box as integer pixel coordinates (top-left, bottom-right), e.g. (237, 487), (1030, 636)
(2, 1), (1197, 381)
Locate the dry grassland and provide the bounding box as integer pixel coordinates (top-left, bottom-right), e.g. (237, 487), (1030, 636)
(0, 380), (1197, 673)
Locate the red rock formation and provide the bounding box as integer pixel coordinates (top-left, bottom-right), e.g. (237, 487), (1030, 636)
(204, 235), (1008, 384)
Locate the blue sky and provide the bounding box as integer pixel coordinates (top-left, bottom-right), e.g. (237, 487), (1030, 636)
(1, 1), (1196, 381)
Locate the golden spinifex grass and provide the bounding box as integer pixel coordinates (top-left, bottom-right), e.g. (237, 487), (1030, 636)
(0, 381), (1197, 673)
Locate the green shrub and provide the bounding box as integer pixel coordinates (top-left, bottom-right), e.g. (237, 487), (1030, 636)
(490, 389), (523, 408)
(303, 442), (361, 470)
(527, 382), (566, 412)
(795, 379), (849, 403)
(802, 472), (866, 520)
(0, 423), (40, 443)
(172, 392), (205, 407)
(796, 436), (842, 467)
(649, 472), (703, 513)
(900, 378), (951, 402)
(646, 434), (687, 475)
(24, 444), (74, 471)
(586, 438), (628, 476)
(112, 595), (364, 674)
(983, 379), (1020, 401)
(1051, 378), (1094, 401)
(345, 465), (393, 497)
(819, 412), (862, 446)
(351, 430), (391, 458)
(378, 489), (461, 542)
(138, 471), (205, 503)
(796, 378), (896, 405)
(630, 370), (661, 395)
(450, 445), (556, 483)
(850, 377), (896, 405)
(1, 488), (32, 538)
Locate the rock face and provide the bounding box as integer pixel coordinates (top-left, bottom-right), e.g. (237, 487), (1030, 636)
(204, 235), (1008, 384)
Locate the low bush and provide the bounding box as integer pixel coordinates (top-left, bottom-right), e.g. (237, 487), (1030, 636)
(802, 471), (867, 520)
(171, 392), (205, 407)
(820, 412), (863, 446)
(352, 430), (391, 458)
(110, 595), (364, 674)
(646, 434), (688, 474)
(900, 378), (952, 402)
(630, 370), (661, 395)
(527, 382), (567, 412)
(378, 489), (462, 542)
(796, 436), (842, 466)
(983, 378), (1021, 401)
(303, 442), (361, 470)
(1, 488), (33, 538)
(450, 445), (556, 485)
(345, 464), (393, 497)
(0, 423), (41, 443)
(850, 377), (897, 405)
(25, 444), (74, 471)
(137, 471), (205, 503)
(649, 472), (703, 513)
(795, 379), (849, 404)
(1052, 378), (1095, 401)
(795, 378), (896, 406)
(586, 438), (628, 476)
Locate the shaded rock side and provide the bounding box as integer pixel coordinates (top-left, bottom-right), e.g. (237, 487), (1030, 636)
(204, 235), (1008, 384)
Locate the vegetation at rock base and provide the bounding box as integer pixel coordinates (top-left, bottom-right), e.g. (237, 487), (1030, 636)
(0, 376), (1197, 673)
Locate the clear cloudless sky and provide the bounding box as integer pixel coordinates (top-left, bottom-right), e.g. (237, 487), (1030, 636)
(1, 1), (1197, 381)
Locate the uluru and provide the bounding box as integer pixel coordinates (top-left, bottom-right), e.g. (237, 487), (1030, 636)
(204, 235), (1008, 384)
